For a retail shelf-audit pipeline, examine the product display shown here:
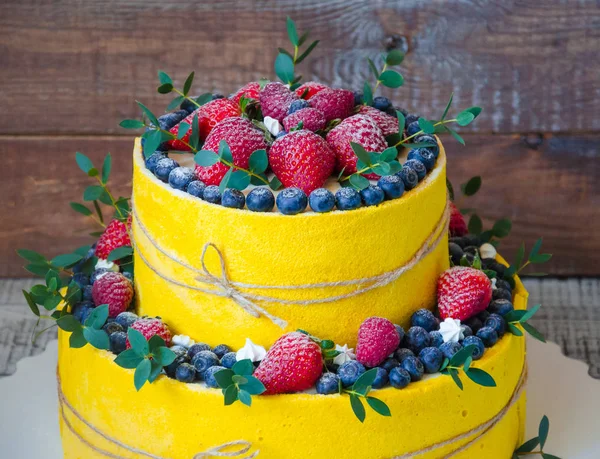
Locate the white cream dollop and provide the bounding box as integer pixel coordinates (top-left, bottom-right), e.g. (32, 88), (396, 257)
(333, 344), (356, 366)
(479, 243), (497, 260)
(95, 258), (119, 273)
(439, 318), (464, 343)
(236, 338), (267, 362)
(263, 116), (282, 136)
(172, 334), (195, 349)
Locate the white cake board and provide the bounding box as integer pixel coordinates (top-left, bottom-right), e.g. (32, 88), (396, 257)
(0, 337), (598, 458)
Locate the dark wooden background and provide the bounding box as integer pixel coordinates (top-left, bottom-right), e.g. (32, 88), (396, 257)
(1, 0), (599, 277)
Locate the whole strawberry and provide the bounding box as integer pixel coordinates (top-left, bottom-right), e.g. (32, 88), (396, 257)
(168, 98), (241, 150)
(449, 202), (468, 237)
(326, 114), (387, 178)
(357, 105), (399, 137)
(95, 217), (131, 261)
(230, 81), (261, 105)
(355, 317), (400, 368)
(126, 317), (172, 348)
(259, 82), (298, 122)
(254, 332), (323, 394)
(295, 81), (329, 99)
(92, 272), (134, 318)
(283, 108), (326, 133)
(437, 267), (493, 321)
(195, 117), (269, 185)
(268, 130), (335, 194)
(309, 88), (354, 122)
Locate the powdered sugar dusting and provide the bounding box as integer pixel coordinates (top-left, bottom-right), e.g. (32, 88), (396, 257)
(283, 107), (327, 132)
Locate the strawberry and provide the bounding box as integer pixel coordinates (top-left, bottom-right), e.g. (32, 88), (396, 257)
(254, 332), (323, 394)
(437, 267), (493, 321)
(95, 217), (131, 261)
(355, 317), (400, 368)
(282, 107), (326, 133)
(230, 81), (261, 105)
(295, 81), (329, 99)
(126, 317), (172, 348)
(357, 105), (399, 137)
(268, 130), (335, 194)
(259, 82), (298, 122)
(194, 117), (270, 186)
(449, 202), (468, 237)
(308, 88), (354, 122)
(167, 98), (241, 151)
(325, 114), (387, 178)
(91, 272), (134, 318)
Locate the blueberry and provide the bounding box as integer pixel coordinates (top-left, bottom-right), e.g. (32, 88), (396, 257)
(115, 311), (138, 330)
(181, 97), (199, 114)
(369, 367), (389, 389)
(122, 271), (133, 282)
(82, 285), (94, 302)
(335, 188), (361, 211)
(187, 343), (212, 359)
(170, 345), (189, 356)
(461, 324), (473, 338)
(394, 325), (405, 343)
(478, 310), (491, 322)
(476, 326), (499, 347)
(439, 341), (462, 359)
(385, 105), (398, 116)
(185, 180), (206, 199)
(449, 237), (467, 249)
(400, 356), (424, 381)
(381, 358), (400, 372)
(316, 373), (341, 394)
(221, 189), (246, 209)
(145, 152), (166, 173)
(72, 246), (96, 274)
(212, 93), (225, 100)
(202, 185), (222, 204)
(175, 363), (197, 383)
(360, 185), (385, 206)
(411, 309), (439, 332)
(308, 188), (335, 213)
(165, 354), (190, 378)
(276, 130), (287, 138)
(449, 242), (464, 266)
(157, 111), (188, 131)
(463, 234), (482, 248)
(276, 187), (308, 215)
(192, 350), (220, 374)
(353, 91), (363, 106)
(429, 331), (444, 348)
(406, 326), (431, 353)
(395, 348), (415, 362)
(405, 114), (419, 125)
(72, 301), (94, 324)
(72, 273), (90, 289)
(109, 331), (127, 354)
(373, 97), (392, 112)
(203, 366), (226, 388)
(495, 279), (512, 293)
(414, 134), (440, 157)
(220, 352), (237, 369)
(418, 347), (444, 373)
(407, 148), (436, 171)
(404, 159), (427, 181)
(389, 367), (411, 389)
(154, 158), (180, 183)
(397, 166), (418, 190)
(212, 344), (231, 359)
(406, 121), (421, 136)
(246, 187), (275, 212)
(377, 175), (404, 199)
(462, 336), (485, 360)
(337, 360), (365, 387)
(488, 299), (514, 316)
(103, 321), (124, 335)
(464, 316), (484, 334)
(485, 313), (506, 337)
(168, 167), (195, 191)
(493, 288), (512, 302)
(288, 99), (310, 115)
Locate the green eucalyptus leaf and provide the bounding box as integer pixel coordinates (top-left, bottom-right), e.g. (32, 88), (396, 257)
(69, 330), (87, 348)
(157, 83), (173, 94)
(194, 150), (220, 167)
(286, 16), (299, 46)
(83, 327), (110, 350)
(447, 179), (455, 201)
(367, 58), (380, 79)
(228, 170), (251, 191)
(57, 314), (82, 333)
(387, 160), (402, 175)
(269, 176), (282, 191)
(522, 322), (546, 342)
(465, 367), (496, 387)
(515, 437), (540, 453)
(195, 93), (213, 106)
(154, 347), (177, 366)
(100, 153), (112, 184)
(353, 368), (378, 394)
(248, 149), (268, 174)
(143, 130), (164, 159)
(218, 140), (233, 163)
(148, 360), (163, 383)
(51, 253), (83, 268)
(119, 119), (145, 129)
(349, 174), (370, 190)
(239, 376), (266, 395)
(107, 246), (133, 263)
(183, 71), (195, 96)
(238, 389), (252, 407)
(75, 152), (94, 174)
(380, 147), (398, 162)
(158, 71), (172, 85)
(296, 40), (319, 64)
(441, 92), (454, 121)
(450, 345), (478, 367)
(22, 290), (40, 317)
(214, 368), (235, 388)
(349, 394), (366, 423)
(541, 454), (561, 459)
(350, 142), (371, 165)
(378, 70), (403, 88)
(507, 323), (524, 336)
(461, 176), (482, 196)
(530, 253), (552, 264)
(189, 114), (200, 150)
(449, 368), (463, 390)
(385, 49), (404, 66)
(538, 415), (550, 449)
(167, 95), (185, 111)
(456, 110), (475, 126)
(520, 304), (541, 323)
(297, 30), (310, 47)
(492, 219), (512, 238)
(233, 359), (255, 376)
(465, 106), (482, 119)
(396, 111), (406, 134)
(177, 122), (191, 140)
(529, 238), (543, 259)
(223, 384), (239, 406)
(372, 161), (391, 176)
(363, 82), (373, 105)
(148, 335), (166, 352)
(136, 101), (159, 127)
(366, 396), (391, 416)
(275, 53), (295, 84)
(446, 126), (465, 145)
(127, 328), (149, 356)
(418, 118), (435, 135)
(17, 249), (46, 264)
(134, 359), (151, 391)
(114, 349), (144, 369)
(468, 214), (483, 235)
(219, 167), (234, 194)
(85, 304), (109, 330)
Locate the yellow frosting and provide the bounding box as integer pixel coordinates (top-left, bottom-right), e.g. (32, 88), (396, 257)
(132, 138), (449, 348)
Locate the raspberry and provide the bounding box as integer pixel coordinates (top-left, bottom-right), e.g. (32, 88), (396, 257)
(283, 108), (327, 133)
(126, 317), (172, 348)
(259, 82), (298, 122)
(355, 317), (401, 368)
(308, 88), (354, 122)
(449, 202), (468, 237)
(91, 272), (134, 318)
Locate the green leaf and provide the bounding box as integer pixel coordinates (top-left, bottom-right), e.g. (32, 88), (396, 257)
(194, 150), (220, 167)
(75, 152), (94, 175)
(520, 304), (541, 323)
(239, 376), (266, 395)
(450, 344), (477, 367)
(353, 368), (378, 395)
(465, 106), (482, 119)
(507, 323), (524, 336)
(541, 454), (562, 459)
(372, 161), (391, 176)
(83, 327), (110, 350)
(154, 347), (177, 366)
(119, 119), (145, 129)
(447, 179), (455, 201)
(278, 47), (292, 59)
(69, 201), (93, 217)
(248, 149), (268, 174)
(349, 174), (370, 190)
(84, 304), (109, 329)
(468, 214), (483, 235)
(378, 70), (404, 88)
(350, 142), (371, 165)
(107, 246), (133, 262)
(297, 30), (310, 47)
(227, 170), (251, 191)
(51, 253), (82, 268)
(57, 314), (81, 332)
(349, 394), (366, 422)
(218, 140), (233, 163)
(148, 360), (163, 383)
(158, 71), (172, 85)
(127, 328), (149, 356)
(493, 219), (512, 238)
(17, 249), (46, 264)
(275, 53), (295, 84)
(387, 160), (402, 175)
(269, 176), (282, 191)
(514, 242), (526, 271)
(515, 437), (540, 453)
(219, 167), (234, 194)
(449, 368), (463, 390)
(363, 82), (373, 105)
(385, 49), (404, 66)
(446, 127), (465, 145)
(233, 359), (255, 376)
(530, 253), (553, 264)
(465, 367), (496, 387)
(148, 335), (166, 352)
(167, 95), (185, 111)
(195, 93), (213, 106)
(461, 176), (482, 196)
(223, 384), (239, 405)
(22, 290), (40, 316)
(522, 322), (546, 342)
(529, 238), (543, 259)
(238, 389), (252, 407)
(183, 71), (195, 96)
(214, 369), (235, 388)
(286, 16), (299, 46)
(134, 359), (151, 391)
(114, 349), (144, 369)
(366, 396), (391, 416)
(69, 330), (87, 348)
(395, 111), (406, 134)
(538, 415), (550, 449)
(189, 114), (200, 150)
(176, 122), (190, 140)
(143, 129), (163, 159)
(136, 101), (159, 127)
(380, 147), (398, 162)
(157, 83), (173, 94)
(441, 92), (454, 121)
(418, 118), (435, 135)
(367, 58), (379, 79)
(296, 40), (319, 64)
(456, 110), (475, 126)
(82, 185), (103, 202)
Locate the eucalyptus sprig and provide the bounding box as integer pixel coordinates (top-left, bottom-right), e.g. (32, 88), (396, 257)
(214, 359), (266, 407)
(440, 344), (496, 390)
(363, 49), (405, 105)
(275, 17), (319, 89)
(340, 143), (402, 190)
(343, 368), (391, 422)
(56, 304), (110, 350)
(514, 415), (561, 458)
(156, 70), (212, 112)
(505, 239), (552, 284)
(114, 329), (177, 391)
(504, 304), (546, 342)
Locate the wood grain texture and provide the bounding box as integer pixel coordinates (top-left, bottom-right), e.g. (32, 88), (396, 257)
(1, 134), (598, 276)
(0, 0), (599, 134)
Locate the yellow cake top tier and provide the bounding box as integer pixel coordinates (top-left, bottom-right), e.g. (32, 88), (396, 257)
(132, 138), (449, 347)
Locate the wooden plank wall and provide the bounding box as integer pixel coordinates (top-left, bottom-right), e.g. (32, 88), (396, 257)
(0, 0), (599, 277)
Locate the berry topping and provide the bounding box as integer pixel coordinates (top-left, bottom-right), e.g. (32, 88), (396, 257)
(221, 189), (246, 209)
(287, 99), (310, 115)
(355, 317), (401, 368)
(437, 266), (493, 321)
(91, 272), (134, 318)
(410, 309), (439, 332)
(283, 108), (327, 133)
(220, 352), (237, 369)
(175, 363), (197, 383)
(405, 326), (432, 354)
(357, 105), (399, 136)
(276, 187), (308, 215)
(168, 166), (195, 191)
(407, 148), (436, 171)
(440, 341), (462, 359)
(316, 373), (341, 395)
(371, 367), (389, 389)
(202, 185), (222, 204)
(203, 365), (226, 388)
(359, 185), (385, 207)
(246, 187), (275, 212)
(308, 188), (336, 213)
(109, 331), (127, 355)
(187, 343), (212, 359)
(377, 175), (405, 199)
(400, 355), (424, 381)
(192, 350), (220, 374)
(418, 347), (444, 373)
(212, 344), (231, 358)
(230, 81), (261, 105)
(462, 336), (485, 359)
(94, 218), (131, 261)
(337, 360), (366, 387)
(389, 366), (411, 389)
(145, 152), (167, 173)
(404, 159), (426, 181)
(397, 166), (418, 190)
(309, 88), (354, 122)
(259, 82), (299, 122)
(372, 97), (392, 112)
(335, 187), (361, 211)
(295, 81), (329, 99)
(115, 311), (138, 329)
(154, 158), (180, 182)
(187, 180), (206, 199)
(126, 317), (172, 348)
(476, 326), (499, 347)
